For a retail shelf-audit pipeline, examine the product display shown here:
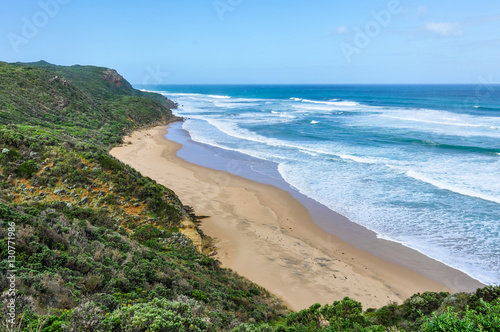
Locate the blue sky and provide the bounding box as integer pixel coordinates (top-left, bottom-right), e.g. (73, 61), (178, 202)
(1, 0), (499, 84)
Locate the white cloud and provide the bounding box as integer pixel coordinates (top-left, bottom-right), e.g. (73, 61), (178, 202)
(334, 25), (350, 35)
(425, 22), (464, 37)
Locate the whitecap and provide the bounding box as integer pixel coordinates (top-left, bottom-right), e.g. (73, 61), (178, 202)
(406, 170), (500, 204)
(338, 154), (381, 164)
(302, 99), (359, 107)
(208, 95), (231, 99)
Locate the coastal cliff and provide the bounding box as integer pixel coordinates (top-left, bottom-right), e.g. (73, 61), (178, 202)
(0, 61), (287, 331)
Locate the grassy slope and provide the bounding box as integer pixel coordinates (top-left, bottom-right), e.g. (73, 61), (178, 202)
(0, 61), (286, 331)
(0, 61), (498, 332)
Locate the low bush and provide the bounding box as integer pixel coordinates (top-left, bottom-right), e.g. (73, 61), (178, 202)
(16, 160), (38, 178)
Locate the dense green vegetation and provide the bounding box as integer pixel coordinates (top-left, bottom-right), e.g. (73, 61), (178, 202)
(0, 61), (178, 147)
(0, 61), (286, 331)
(0, 61), (498, 331)
(0, 202), (285, 331)
(235, 289), (500, 331)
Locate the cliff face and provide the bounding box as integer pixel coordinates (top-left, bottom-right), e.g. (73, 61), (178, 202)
(103, 68), (126, 87)
(162, 95), (178, 109)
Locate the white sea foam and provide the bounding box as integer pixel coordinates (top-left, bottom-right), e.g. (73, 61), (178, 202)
(208, 95), (231, 99)
(278, 159), (500, 285)
(299, 149), (318, 156)
(204, 119), (278, 146)
(213, 101), (237, 109)
(192, 117), (337, 159)
(269, 111), (296, 119)
(141, 89), (165, 93)
(301, 99), (359, 107)
(382, 114), (489, 128)
(164, 92), (233, 101)
(353, 108), (500, 139)
(292, 104), (340, 112)
(163, 92), (205, 97)
(165, 88), (500, 285)
(338, 154), (382, 164)
(406, 170), (500, 204)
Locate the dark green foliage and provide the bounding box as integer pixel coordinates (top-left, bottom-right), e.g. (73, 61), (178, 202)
(232, 288), (500, 331)
(402, 291), (450, 321)
(4, 148), (21, 161)
(278, 298), (371, 331)
(476, 286), (500, 303)
(324, 297), (369, 330)
(466, 286), (500, 315)
(16, 160), (38, 178)
(192, 290), (210, 302)
(369, 302), (400, 326)
(131, 224), (162, 242)
(147, 198), (182, 224)
(0, 203), (285, 331)
(422, 300), (500, 332)
(284, 303), (322, 329)
(98, 154), (122, 171)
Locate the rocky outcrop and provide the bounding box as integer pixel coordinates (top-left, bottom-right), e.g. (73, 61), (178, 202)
(49, 75), (72, 87)
(178, 217), (203, 252)
(162, 96), (178, 109)
(103, 69), (125, 87)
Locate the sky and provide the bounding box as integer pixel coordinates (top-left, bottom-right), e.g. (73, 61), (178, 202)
(1, 0), (499, 84)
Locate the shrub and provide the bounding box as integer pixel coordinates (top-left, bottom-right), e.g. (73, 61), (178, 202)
(323, 297), (368, 330)
(16, 160), (38, 178)
(98, 154), (122, 171)
(402, 292), (449, 321)
(476, 286), (500, 303)
(5, 148), (21, 160)
(286, 303), (321, 327)
(423, 301), (500, 332)
(147, 198), (181, 224)
(372, 302), (400, 326)
(191, 290), (209, 303)
(106, 298), (208, 332)
(131, 224), (162, 243)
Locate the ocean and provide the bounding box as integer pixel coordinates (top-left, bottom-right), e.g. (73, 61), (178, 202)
(142, 84), (500, 285)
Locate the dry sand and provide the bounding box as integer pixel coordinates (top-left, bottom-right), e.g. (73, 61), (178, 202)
(110, 125), (483, 311)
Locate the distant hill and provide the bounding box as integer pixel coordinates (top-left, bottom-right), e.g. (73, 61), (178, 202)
(0, 61), (178, 146)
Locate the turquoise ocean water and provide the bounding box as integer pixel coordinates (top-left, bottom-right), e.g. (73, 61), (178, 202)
(142, 84), (500, 285)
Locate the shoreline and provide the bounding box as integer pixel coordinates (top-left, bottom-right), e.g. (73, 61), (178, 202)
(110, 124), (484, 311)
(165, 123), (486, 289)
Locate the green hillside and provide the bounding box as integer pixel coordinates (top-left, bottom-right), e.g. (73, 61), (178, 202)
(0, 61), (177, 146)
(0, 61), (498, 331)
(0, 61), (286, 331)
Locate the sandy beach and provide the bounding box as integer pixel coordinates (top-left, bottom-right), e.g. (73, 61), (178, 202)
(110, 125), (484, 311)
